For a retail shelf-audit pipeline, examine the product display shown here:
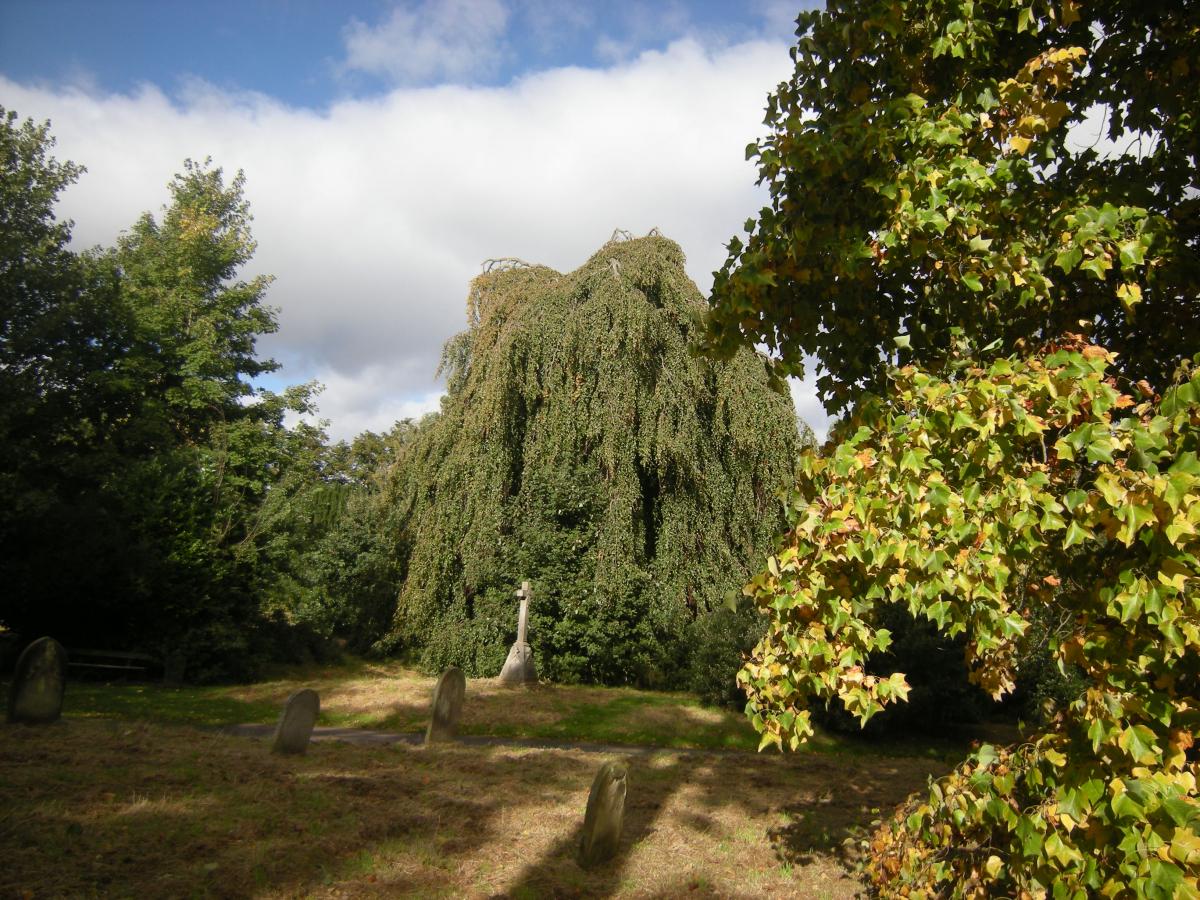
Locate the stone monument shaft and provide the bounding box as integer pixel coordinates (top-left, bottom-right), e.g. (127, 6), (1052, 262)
(516, 581), (530, 644)
(499, 580), (537, 685)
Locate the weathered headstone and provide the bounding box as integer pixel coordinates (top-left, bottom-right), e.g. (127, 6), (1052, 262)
(578, 761), (627, 868)
(270, 689), (320, 755)
(425, 667), (466, 744)
(6, 636), (67, 725)
(499, 580), (537, 686)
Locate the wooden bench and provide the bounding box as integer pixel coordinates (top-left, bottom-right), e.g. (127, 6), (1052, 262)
(67, 649), (159, 679)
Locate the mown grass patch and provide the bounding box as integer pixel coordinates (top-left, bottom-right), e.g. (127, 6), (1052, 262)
(62, 680), (281, 726)
(25, 659), (991, 759)
(0, 718), (950, 898)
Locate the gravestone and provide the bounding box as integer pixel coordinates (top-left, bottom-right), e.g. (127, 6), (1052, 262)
(270, 689), (320, 755)
(425, 667), (466, 744)
(578, 761), (627, 868)
(499, 580), (537, 686)
(6, 636), (67, 725)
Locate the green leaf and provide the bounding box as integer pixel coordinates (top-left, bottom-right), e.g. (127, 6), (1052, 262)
(1063, 520), (1089, 549)
(1016, 815), (1043, 857)
(1111, 789), (1143, 819)
(900, 449), (924, 473)
(927, 483), (952, 507)
(962, 272), (984, 292)
(1117, 725), (1158, 764)
(1086, 438), (1114, 465)
(1147, 859), (1183, 892)
(1162, 797), (1199, 828)
(1118, 240), (1146, 269)
(1169, 451), (1200, 476)
(1055, 246), (1083, 273)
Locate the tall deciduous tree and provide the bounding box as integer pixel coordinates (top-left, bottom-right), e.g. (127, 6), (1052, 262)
(0, 108), (134, 637)
(0, 120), (322, 679)
(109, 160), (321, 678)
(706, 2), (1200, 894)
(116, 159), (280, 443)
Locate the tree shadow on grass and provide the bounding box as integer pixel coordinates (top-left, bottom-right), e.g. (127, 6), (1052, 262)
(765, 755), (946, 869)
(499, 751), (671, 899)
(500, 749), (950, 899)
(1, 717), (951, 899)
(0, 719), (596, 899)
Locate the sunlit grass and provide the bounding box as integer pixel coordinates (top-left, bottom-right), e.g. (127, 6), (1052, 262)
(14, 658), (984, 760)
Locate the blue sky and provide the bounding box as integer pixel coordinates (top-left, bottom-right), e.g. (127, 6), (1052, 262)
(2, 1), (809, 104)
(0, 1), (829, 439)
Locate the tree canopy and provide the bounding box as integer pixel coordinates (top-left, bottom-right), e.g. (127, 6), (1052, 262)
(707, 0), (1199, 414)
(370, 234), (802, 688)
(707, 2), (1200, 894)
(0, 110), (327, 680)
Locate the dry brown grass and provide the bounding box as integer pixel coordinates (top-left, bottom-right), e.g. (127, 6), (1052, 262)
(0, 718), (949, 899)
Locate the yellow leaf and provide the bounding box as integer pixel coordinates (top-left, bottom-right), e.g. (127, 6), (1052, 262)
(1117, 282), (1142, 312)
(1010, 135), (1032, 155)
(985, 854), (1004, 878)
(1062, 0), (1081, 25)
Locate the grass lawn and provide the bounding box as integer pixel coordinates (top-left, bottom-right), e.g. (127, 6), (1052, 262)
(0, 716), (951, 898)
(48, 659), (983, 759)
(1, 662), (1006, 897)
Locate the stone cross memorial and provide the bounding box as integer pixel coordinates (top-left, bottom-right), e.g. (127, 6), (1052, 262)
(578, 761), (628, 868)
(6, 636), (67, 725)
(425, 667), (466, 744)
(271, 689), (320, 755)
(498, 580), (537, 686)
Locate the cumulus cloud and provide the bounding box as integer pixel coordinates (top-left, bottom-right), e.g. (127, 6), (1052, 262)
(1, 36), (832, 441)
(342, 0), (510, 85)
(789, 375), (830, 444)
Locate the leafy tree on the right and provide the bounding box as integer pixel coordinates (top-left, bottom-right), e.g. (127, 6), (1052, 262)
(708, 2), (1200, 895)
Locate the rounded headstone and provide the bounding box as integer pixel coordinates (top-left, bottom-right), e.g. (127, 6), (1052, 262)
(270, 689), (320, 755)
(6, 636), (67, 725)
(578, 761), (627, 868)
(498, 641), (537, 686)
(425, 667), (466, 744)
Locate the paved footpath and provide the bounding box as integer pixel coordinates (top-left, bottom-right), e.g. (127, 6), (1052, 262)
(222, 723), (744, 755)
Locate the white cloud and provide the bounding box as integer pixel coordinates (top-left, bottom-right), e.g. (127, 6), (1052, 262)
(0, 37), (833, 441)
(305, 368), (446, 438)
(788, 374), (830, 444)
(342, 0), (510, 85)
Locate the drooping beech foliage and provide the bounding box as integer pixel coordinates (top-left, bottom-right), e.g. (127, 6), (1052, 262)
(375, 234), (801, 687)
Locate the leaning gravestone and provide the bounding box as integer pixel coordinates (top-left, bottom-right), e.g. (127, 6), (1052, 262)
(271, 689), (320, 755)
(6, 636), (67, 725)
(499, 581), (537, 686)
(578, 761), (628, 868)
(425, 667), (466, 744)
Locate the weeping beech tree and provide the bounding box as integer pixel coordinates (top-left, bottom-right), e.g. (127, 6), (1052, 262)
(377, 233), (802, 687)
